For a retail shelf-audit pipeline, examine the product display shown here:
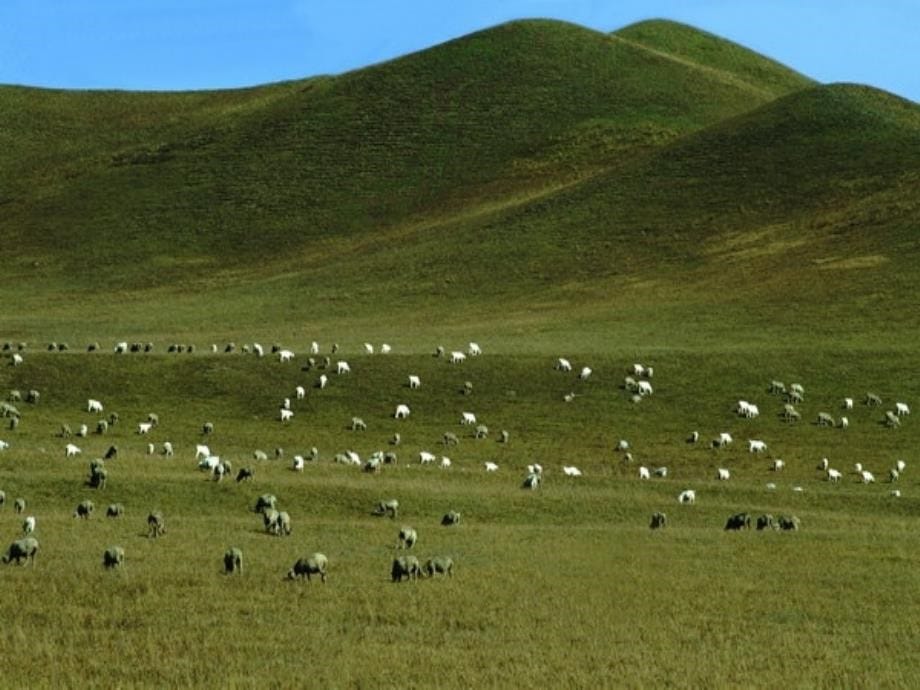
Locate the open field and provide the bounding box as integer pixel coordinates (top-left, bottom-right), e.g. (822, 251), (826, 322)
(2, 349), (919, 688)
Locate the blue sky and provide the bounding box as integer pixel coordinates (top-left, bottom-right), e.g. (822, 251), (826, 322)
(1, 1), (916, 102)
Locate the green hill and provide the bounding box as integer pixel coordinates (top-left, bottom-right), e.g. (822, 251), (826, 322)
(3, 19), (916, 350)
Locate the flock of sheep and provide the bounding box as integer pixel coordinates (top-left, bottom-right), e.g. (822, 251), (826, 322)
(1, 339), (914, 579)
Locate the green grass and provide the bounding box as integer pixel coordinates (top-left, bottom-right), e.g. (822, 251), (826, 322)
(1, 15), (919, 688)
(1, 351), (919, 687)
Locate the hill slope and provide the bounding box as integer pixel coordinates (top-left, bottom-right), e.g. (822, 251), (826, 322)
(4, 19), (917, 350)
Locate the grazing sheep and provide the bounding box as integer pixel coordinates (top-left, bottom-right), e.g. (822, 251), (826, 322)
(637, 380), (653, 396)
(778, 515), (800, 531)
(772, 459), (785, 472)
(678, 490), (696, 504)
(391, 555), (422, 582)
(885, 411), (901, 428)
(95, 420), (109, 435)
(555, 358), (572, 372)
(2, 537), (38, 565)
(213, 461), (231, 482)
(87, 398), (104, 413)
(654, 466), (668, 478)
(350, 417), (367, 431)
(336, 361), (351, 375)
(236, 467), (255, 482)
(76, 424), (88, 438)
(781, 404), (801, 422)
(22, 516), (36, 534)
(756, 514), (776, 531)
(278, 349), (295, 363)
(440, 456), (452, 469)
(563, 392), (576, 403)
(462, 381), (474, 395)
(825, 468), (841, 483)
(712, 433), (733, 448)
(449, 351), (466, 364)
(0, 439), (8, 450)
(717, 468), (731, 481)
(736, 400), (759, 418)
(441, 511), (461, 526)
(10, 353), (23, 366)
(13, 498), (25, 514)
(896, 459), (907, 473)
(579, 366), (592, 380)
(889, 468), (900, 483)
(103, 546), (125, 570)
(380, 344), (392, 354)
(816, 412), (835, 427)
(198, 455), (220, 472)
(424, 556), (454, 578)
(649, 512), (668, 530)
(253, 450), (269, 462)
(839, 416), (849, 429)
(106, 503), (125, 518)
(147, 511), (166, 538)
(639, 466), (651, 480)
(786, 389), (804, 404)
(26, 389), (39, 404)
(292, 455), (305, 471)
(137, 422), (153, 435)
(162, 441), (173, 457)
(562, 465), (582, 477)
(89, 466), (108, 489)
(419, 451), (436, 465)
(522, 472), (542, 490)
(769, 380), (786, 394)
(316, 374), (329, 390)
(195, 444), (211, 460)
(397, 526), (418, 549)
(460, 412), (477, 425)
(287, 553), (328, 582)
(467, 342), (482, 356)
(254, 494), (277, 514)
(74, 500), (94, 519)
(280, 409), (294, 423)
(527, 463), (543, 476)
(724, 513), (752, 531)
(475, 424), (489, 439)
(865, 393), (883, 406)
(854, 462), (863, 474)
(499, 430), (510, 444)
(224, 547), (243, 574)
(442, 432), (459, 446)
(202, 422), (214, 435)
(484, 461), (499, 472)
(896, 402), (911, 416)
(861, 470), (876, 484)
(364, 457), (382, 474)
(748, 439), (767, 453)
(295, 385), (306, 400)
(687, 431), (700, 443)
(373, 499), (399, 519)
(272, 511), (292, 536)
(843, 397), (854, 410)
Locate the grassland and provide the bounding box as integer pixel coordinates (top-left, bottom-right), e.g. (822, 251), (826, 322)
(2, 349), (920, 688)
(1, 15), (919, 689)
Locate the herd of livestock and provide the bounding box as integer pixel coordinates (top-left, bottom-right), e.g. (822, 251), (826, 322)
(1, 338), (914, 579)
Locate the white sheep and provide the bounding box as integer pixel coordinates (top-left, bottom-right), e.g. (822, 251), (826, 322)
(11, 353), (23, 366)
(818, 457), (829, 471)
(616, 439), (629, 452)
(896, 402), (911, 416)
(22, 516), (36, 534)
(827, 468), (842, 483)
(449, 351), (466, 364)
(772, 459), (785, 472)
(318, 374), (328, 389)
(292, 455), (304, 471)
(114, 341), (128, 354)
(555, 358), (572, 372)
(280, 409), (294, 422)
(198, 455), (220, 471)
(163, 441), (174, 457)
(712, 432), (733, 448)
(843, 397), (854, 410)
(310, 341), (319, 354)
(364, 343), (374, 354)
(336, 361), (351, 374)
(861, 470), (876, 484)
(65, 443), (81, 458)
(896, 459), (907, 473)
(408, 375), (421, 389)
(579, 366), (592, 380)
(0, 440), (8, 451)
(87, 399), (104, 413)
(748, 439), (767, 453)
(563, 465), (582, 477)
(687, 431), (699, 444)
(468, 342), (482, 356)
(460, 412), (477, 425)
(638, 466), (651, 480)
(484, 461), (499, 472)
(678, 489), (696, 504)
(195, 444), (211, 460)
(137, 422), (153, 435)
(717, 468), (731, 481)
(419, 451), (436, 465)
(295, 385), (306, 400)
(637, 380), (653, 396)
(839, 416), (849, 429)
(440, 456), (452, 469)
(654, 466), (668, 478)
(147, 442), (155, 455)
(380, 344), (391, 354)
(527, 463), (543, 475)
(889, 468), (900, 483)
(394, 404), (411, 419)
(282, 398), (291, 411)
(631, 363), (646, 377)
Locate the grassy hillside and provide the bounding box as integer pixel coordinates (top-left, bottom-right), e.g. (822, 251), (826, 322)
(0, 18), (825, 347)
